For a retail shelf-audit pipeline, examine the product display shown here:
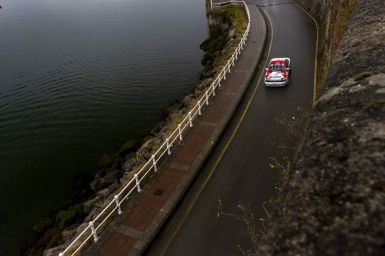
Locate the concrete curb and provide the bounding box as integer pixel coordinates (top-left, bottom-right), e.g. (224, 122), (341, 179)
(132, 5), (268, 255)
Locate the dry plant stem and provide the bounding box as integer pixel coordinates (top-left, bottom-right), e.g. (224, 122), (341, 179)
(218, 200), (265, 255)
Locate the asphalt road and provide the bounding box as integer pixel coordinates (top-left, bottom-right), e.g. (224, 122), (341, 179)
(146, 0), (317, 254)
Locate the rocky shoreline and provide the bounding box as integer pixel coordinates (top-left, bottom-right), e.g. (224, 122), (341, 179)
(24, 5), (248, 256)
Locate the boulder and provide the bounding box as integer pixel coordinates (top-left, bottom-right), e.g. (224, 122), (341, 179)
(90, 179), (104, 192)
(137, 148), (151, 161)
(61, 225), (78, 243)
(122, 157), (138, 172)
(43, 227), (62, 248)
(94, 168), (107, 179)
(90, 168), (123, 192)
(182, 95), (194, 108)
(118, 140), (139, 158)
(33, 217), (53, 233)
(76, 222), (88, 234)
(105, 168), (123, 180)
(96, 188), (110, 198)
(150, 120), (167, 136)
(82, 196), (101, 214)
(55, 205), (83, 230)
(161, 100), (182, 118)
(108, 183), (120, 194)
(43, 244), (64, 256)
(60, 222), (89, 247)
(119, 171), (135, 185)
(123, 151), (136, 161)
(85, 206), (102, 223)
(96, 153), (114, 169)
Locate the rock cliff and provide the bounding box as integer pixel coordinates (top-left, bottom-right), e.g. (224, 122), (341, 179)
(256, 0), (385, 255)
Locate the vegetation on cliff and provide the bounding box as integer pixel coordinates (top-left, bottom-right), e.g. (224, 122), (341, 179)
(200, 6), (247, 79)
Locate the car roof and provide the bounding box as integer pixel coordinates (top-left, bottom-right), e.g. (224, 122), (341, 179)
(271, 57), (286, 61)
(270, 59), (285, 65)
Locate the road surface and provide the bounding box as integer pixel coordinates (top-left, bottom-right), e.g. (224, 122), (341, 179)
(146, 0), (317, 254)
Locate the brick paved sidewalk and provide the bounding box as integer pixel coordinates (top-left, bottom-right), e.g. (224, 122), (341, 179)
(84, 5), (266, 256)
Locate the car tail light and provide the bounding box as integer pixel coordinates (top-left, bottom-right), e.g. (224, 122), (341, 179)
(265, 70), (272, 79)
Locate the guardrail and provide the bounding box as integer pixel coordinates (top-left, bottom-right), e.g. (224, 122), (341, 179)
(212, 0), (236, 8)
(59, 2), (250, 255)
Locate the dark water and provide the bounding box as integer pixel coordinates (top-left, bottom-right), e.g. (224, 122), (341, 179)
(0, 0), (207, 253)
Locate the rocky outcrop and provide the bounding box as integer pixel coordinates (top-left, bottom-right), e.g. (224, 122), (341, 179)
(256, 0), (385, 255)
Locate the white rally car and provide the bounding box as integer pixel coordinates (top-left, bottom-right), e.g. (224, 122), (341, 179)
(264, 57), (291, 87)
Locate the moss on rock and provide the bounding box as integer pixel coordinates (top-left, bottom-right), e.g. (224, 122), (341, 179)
(118, 140), (140, 158)
(55, 205), (83, 230)
(33, 217), (53, 234)
(96, 153), (114, 169)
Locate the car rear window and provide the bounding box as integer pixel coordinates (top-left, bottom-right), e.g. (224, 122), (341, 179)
(270, 63), (285, 71)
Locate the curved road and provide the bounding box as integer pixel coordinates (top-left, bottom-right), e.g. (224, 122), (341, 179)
(146, 0), (317, 254)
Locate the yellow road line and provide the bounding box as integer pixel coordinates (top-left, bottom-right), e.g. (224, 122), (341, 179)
(159, 8), (274, 256)
(293, 1), (319, 107)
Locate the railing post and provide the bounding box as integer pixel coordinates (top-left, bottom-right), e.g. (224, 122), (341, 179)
(198, 100), (202, 116)
(134, 173), (141, 192)
(114, 195), (122, 215)
(178, 124), (183, 141)
(223, 70), (226, 80)
(152, 154), (157, 172)
(59, 253), (64, 256)
(232, 58), (235, 67)
(166, 137), (171, 155)
(213, 87), (216, 96)
(89, 221), (98, 242)
(205, 91), (209, 105)
(188, 111), (193, 127)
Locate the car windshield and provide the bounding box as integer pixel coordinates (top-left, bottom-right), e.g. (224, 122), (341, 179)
(269, 63), (285, 71)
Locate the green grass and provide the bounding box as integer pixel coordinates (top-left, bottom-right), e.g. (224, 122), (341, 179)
(204, 6), (248, 78)
(213, 6), (248, 35)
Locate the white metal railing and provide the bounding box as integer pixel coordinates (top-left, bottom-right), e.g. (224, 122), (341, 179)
(59, 2), (250, 255)
(212, 0), (235, 8)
